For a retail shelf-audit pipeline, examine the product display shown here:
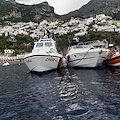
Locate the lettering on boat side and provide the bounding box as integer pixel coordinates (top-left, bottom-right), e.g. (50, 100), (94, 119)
(45, 58), (54, 61)
(26, 60), (32, 63)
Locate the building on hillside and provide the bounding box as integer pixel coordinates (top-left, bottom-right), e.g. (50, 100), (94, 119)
(4, 49), (15, 56)
(96, 14), (106, 21)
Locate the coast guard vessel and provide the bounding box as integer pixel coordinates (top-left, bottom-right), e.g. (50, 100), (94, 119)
(24, 36), (63, 72)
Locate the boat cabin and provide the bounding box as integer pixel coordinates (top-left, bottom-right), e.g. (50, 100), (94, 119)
(69, 42), (94, 50)
(69, 39), (108, 50)
(32, 36), (57, 53)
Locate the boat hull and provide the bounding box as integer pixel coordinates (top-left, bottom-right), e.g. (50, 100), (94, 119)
(2, 62), (10, 66)
(104, 54), (120, 67)
(24, 54), (62, 72)
(67, 49), (109, 67)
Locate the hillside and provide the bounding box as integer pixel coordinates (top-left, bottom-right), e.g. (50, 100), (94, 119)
(1, 0), (120, 22)
(0, 0), (60, 22)
(61, 0), (120, 20)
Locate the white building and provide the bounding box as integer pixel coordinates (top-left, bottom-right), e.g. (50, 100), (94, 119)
(96, 14), (106, 21)
(4, 49), (15, 55)
(69, 17), (80, 26)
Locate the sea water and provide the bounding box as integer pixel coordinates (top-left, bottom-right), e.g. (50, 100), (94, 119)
(0, 64), (120, 120)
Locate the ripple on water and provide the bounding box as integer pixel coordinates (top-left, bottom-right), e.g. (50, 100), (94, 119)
(0, 65), (120, 120)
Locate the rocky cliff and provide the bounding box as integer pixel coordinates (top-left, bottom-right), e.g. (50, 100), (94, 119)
(0, 0), (60, 22)
(61, 0), (120, 20)
(1, 0), (120, 22)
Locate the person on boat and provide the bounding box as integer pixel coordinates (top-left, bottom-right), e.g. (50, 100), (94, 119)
(107, 44), (116, 59)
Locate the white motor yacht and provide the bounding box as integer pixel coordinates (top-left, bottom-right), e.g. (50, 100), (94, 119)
(24, 36), (63, 72)
(66, 40), (109, 67)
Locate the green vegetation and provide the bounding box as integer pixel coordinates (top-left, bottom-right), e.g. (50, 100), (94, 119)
(0, 0), (14, 16)
(113, 11), (120, 20)
(1, 0), (120, 22)
(55, 31), (120, 55)
(0, 34), (34, 55)
(55, 32), (77, 56)
(79, 31), (120, 46)
(61, 0), (120, 20)
(0, 0), (59, 23)
(0, 31), (120, 56)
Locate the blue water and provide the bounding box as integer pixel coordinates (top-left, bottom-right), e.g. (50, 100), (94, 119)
(0, 64), (120, 120)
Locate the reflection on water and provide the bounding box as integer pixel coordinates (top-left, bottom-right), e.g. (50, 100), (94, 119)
(0, 64), (120, 120)
(54, 67), (90, 120)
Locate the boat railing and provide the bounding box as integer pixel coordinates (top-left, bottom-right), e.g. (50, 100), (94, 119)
(75, 44), (94, 49)
(68, 44), (94, 52)
(70, 39), (108, 48)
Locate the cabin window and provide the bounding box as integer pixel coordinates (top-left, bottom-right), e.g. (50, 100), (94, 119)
(36, 43), (43, 47)
(45, 42), (53, 47)
(76, 45), (83, 48)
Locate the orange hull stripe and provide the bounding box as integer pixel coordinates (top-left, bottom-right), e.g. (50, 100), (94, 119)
(107, 58), (120, 64)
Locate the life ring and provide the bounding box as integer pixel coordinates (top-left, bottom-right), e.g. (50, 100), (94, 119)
(109, 49), (116, 55)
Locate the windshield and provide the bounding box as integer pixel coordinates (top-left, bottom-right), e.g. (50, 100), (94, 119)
(36, 43), (43, 47)
(45, 42), (53, 47)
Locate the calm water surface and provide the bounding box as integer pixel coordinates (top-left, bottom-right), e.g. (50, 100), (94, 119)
(0, 64), (120, 120)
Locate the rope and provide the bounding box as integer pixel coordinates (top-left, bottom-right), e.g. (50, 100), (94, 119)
(69, 48), (94, 66)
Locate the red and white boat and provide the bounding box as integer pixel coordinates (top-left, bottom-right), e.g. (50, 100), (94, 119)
(24, 36), (63, 72)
